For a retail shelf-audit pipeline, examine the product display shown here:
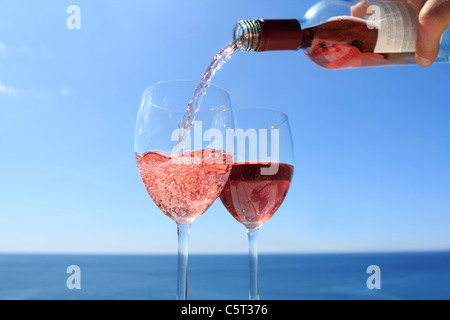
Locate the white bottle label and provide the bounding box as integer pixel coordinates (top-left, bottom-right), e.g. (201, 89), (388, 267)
(369, 1), (419, 53)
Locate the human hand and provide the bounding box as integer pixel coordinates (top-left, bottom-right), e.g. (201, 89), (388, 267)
(351, 0), (449, 67)
(415, 0), (450, 67)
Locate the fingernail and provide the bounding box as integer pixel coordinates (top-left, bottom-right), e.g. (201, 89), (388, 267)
(415, 55), (432, 67)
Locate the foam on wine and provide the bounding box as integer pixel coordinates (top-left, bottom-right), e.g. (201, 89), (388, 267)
(137, 149), (232, 224)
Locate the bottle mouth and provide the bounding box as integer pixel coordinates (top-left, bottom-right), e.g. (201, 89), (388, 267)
(233, 19), (262, 51)
(234, 19), (303, 52)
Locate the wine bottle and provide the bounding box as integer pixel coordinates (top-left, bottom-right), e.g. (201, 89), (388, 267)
(233, 0), (450, 69)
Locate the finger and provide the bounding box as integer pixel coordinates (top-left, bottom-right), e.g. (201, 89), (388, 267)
(351, 0), (371, 18)
(415, 0), (450, 67)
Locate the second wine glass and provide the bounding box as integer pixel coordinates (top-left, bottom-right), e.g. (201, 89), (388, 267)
(219, 107), (294, 300)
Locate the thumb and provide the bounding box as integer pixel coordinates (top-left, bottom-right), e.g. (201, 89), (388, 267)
(415, 0), (450, 67)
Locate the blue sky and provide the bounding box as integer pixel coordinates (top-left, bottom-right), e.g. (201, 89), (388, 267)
(0, 0), (449, 254)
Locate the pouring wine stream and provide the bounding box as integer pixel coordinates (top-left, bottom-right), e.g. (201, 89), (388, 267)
(173, 38), (242, 155)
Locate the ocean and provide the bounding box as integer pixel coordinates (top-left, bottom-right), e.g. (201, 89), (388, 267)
(0, 251), (449, 300)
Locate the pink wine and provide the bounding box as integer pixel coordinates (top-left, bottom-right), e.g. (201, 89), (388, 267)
(219, 162), (294, 229)
(303, 18), (409, 69)
(235, 17), (416, 69)
(233, 1), (450, 68)
(173, 39), (241, 155)
(136, 149), (232, 224)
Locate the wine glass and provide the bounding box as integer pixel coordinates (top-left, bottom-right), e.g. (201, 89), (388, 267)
(219, 107), (294, 300)
(134, 80), (234, 300)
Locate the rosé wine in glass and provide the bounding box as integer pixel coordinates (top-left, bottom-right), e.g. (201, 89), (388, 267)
(134, 80), (234, 300)
(137, 149), (232, 224)
(219, 107), (294, 300)
(220, 162), (293, 229)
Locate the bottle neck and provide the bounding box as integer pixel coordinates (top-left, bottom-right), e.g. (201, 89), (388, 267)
(234, 19), (303, 52)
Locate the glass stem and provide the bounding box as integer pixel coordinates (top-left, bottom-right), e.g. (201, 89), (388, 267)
(247, 227), (259, 300)
(177, 223), (191, 300)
